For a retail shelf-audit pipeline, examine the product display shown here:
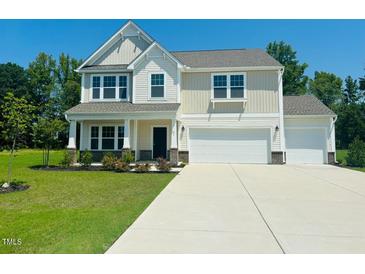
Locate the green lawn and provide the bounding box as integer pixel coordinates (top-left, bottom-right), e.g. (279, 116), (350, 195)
(0, 150), (175, 253)
(336, 149), (365, 173)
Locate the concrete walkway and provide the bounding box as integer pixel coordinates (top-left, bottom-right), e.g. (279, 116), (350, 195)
(107, 164), (365, 254)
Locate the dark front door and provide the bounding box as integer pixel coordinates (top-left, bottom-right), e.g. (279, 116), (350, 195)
(153, 127), (167, 159)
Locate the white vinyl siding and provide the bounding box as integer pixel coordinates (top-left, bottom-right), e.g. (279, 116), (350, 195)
(134, 45), (178, 103)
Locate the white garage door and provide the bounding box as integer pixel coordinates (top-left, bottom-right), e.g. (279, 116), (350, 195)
(189, 128), (270, 164)
(285, 128), (327, 164)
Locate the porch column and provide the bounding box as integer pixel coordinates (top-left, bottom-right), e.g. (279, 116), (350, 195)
(67, 120), (77, 163)
(169, 119), (178, 165)
(133, 120), (138, 161)
(122, 119), (131, 159)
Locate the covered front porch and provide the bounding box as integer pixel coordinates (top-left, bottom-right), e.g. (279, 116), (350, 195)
(66, 117), (178, 164)
(64, 102), (182, 164)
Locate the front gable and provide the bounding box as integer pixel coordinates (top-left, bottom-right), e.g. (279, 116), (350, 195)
(77, 20), (153, 70)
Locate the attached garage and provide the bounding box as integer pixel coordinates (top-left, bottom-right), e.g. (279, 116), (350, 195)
(189, 128), (271, 164)
(285, 128), (327, 164)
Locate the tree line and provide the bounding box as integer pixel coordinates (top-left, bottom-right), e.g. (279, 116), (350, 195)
(266, 41), (365, 149)
(0, 43), (364, 157)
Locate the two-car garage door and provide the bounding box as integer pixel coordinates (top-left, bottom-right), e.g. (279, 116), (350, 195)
(189, 128), (270, 164)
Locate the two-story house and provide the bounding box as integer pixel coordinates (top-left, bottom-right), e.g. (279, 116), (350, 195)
(65, 20), (337, 165)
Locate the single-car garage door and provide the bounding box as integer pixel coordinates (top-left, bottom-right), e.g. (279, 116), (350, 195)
(285, 128), (327, 164)
(189, 128), (270, 164)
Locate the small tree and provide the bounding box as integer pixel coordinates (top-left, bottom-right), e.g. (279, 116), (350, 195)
(0, 92), (34, 183)
(32, 117), (66, 167)
(346, 136), (365, 167)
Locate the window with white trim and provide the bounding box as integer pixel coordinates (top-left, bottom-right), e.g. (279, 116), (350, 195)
(90, 125), (124, 150)
(117, 126), (124, 149)
(92, 77), (101, 99)
(119, 76), (127, 100)
(212, 73), (246, 99)
(103, 76), (116, 99)
(90, 126), (99, 150)
(102, 126), (115, 150)
(230, 75), (244, 98)
(91, 75), (128, 101)
(213, 75), (227, 98)
(150, 73), (165, 98)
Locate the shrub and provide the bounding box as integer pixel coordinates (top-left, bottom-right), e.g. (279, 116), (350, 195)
(80, 150), (93, 168)
(134, 163), (150, 173)
(122, 151), (134, 164)
(156, 157), (171, 172)
(346, 136), (365, 167)
(114, 160), (131, 172)
(101, 152), (117, 170)
(59, 150), (73, 168)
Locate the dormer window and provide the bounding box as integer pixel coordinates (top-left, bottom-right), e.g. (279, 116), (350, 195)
(91, 74), (129, 101)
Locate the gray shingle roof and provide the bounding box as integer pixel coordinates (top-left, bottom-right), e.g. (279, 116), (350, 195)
(171, 48), (282, 68)
(65, 102), (180, 114)
(78, 64), (129, 72)
(284, 95), (336, 116)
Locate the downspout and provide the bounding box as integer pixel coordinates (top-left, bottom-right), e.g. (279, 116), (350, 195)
(278, 67), (286, 163)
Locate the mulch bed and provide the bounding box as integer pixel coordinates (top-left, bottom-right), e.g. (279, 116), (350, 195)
(0, 184), (30, 194)
(30, 165), (104, 171)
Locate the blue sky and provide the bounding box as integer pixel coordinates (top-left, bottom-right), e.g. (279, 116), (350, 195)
(1, 19), (364, 80)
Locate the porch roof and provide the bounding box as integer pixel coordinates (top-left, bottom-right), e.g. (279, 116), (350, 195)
(65, 102), (180, 114)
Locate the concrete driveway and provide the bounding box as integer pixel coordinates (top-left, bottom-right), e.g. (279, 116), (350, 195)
(107, 164), (365, 254)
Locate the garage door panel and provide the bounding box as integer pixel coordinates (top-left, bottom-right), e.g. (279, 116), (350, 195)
(285, 128), (327, 164)
(189, 128), (270, 164)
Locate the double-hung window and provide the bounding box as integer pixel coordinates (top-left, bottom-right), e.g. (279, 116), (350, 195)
(150, 73), (165, 98)
(103, 76), (116, 99)
(212, 73), (246, 99)
(102, 126), (115, 150)
(92, 77), (101, 99)
(90, 126), (99, 150)
(90, 125), (125, 150)
(91, 75), (128, 100)
(213, 75), (228, 98)
(230, 75), (244, 98)
(117, 126), (124, 149)
(119, 76), (127, 100)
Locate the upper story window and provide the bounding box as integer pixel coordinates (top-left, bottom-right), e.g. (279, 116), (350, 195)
(230, 75), (244, 98)
(119, 76), (127, 100)
(91, 75), (128, 101)
(150, 73), (165, 99)
(92, 77), (101, 99)
(103, 76), (116, 99)
(212, 73), (246, 99)
(213, 75), (227, 98)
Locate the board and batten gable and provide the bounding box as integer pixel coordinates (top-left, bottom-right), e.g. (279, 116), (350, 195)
(93, 36), (149, 66)
(133, 45), (179, 103)
(81, 72), (133, 103)
(180, 70), (279, 114)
